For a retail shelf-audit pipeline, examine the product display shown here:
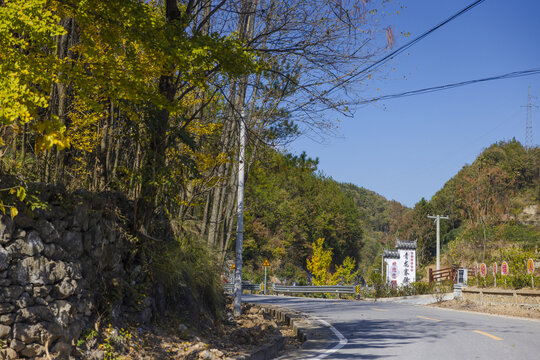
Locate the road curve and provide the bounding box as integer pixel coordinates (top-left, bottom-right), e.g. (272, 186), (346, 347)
(244, 294), (540, 360)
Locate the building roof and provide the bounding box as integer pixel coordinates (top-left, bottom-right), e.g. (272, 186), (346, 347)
(396, 240), (417, 250)
(383, 249), (400, 259)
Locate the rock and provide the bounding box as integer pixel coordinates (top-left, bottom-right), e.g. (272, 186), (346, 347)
(50, 300), (73, 327)
(0, 304), (15, 315)
(73, 204), (90, 231)
(0, 348), (17, 360)
(88, 349), (105, 360)
(52, 219), (68, 233)
(10, 338), (25, 352)
(60, 231), (83, 258)
(0, 324), (10, 338)
(14, 215), (35, 229)
(0, 314), (15, 325)
(33, 285), (51, 298)
(5, 235), (44, 258)
(4, 286), (23, 299)
(0, 215), (14, 245)
(13, 256), (53, 285)
(0, 246), (8, 271)
(53, 278), (79, 299)
(52, 340), (72, 359)
(15, 292), (34, 308)
(36, 219), (59, 243)
(20, 343), (44, 358)
(43, 243), (70, 260)
(17, 305), (53, 323)
(12, 322), (43, 343)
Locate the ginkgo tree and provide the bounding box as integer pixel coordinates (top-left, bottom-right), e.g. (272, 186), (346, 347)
(0, 0), (70, 152)
(307, 237), (360, 286)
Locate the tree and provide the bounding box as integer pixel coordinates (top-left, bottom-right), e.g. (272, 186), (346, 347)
(307, 238), (332, 286)
(330, 256), (359, 285)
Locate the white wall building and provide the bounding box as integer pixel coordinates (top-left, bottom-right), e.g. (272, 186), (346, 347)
(383, 240), (417, 287)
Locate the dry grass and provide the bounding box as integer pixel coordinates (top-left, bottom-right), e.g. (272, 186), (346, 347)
(433, 299), (540, 320)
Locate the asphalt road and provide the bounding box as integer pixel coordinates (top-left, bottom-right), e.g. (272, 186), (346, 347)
(243, 294), (540, 359)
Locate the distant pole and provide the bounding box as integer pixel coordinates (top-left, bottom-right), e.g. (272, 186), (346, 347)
(264, 266), (267, 295)
(233, 110), (246, 317)
(381, 253), (384, 282)
(428, 215), (449, 278)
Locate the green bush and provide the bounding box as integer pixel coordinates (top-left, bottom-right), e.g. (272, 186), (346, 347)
(150, 236), (224, 320)
(411, 282), (431, 295)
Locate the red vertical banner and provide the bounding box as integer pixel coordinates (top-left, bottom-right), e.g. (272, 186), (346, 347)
(501, 261), (509, 276)
(480, 263), (487, 278)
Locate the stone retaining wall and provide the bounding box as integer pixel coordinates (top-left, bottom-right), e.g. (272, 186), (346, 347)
(461, 288), (540, 307)
(0, 187), (148, 359)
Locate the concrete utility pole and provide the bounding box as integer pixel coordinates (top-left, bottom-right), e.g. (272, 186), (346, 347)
(428, 215), (449, 274)
(233, 110), (246, 317)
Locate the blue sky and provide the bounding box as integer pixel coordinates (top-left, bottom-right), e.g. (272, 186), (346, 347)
(288, 0), (540, 208)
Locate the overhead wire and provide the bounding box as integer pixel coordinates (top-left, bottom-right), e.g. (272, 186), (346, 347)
(327, 0), (487, 95)
(361, 68), (540, 104)
(358, 0), (486, 76)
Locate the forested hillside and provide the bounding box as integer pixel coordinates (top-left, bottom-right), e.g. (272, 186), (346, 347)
(242, 149), (364, 284)
(386, 140), (540, 275)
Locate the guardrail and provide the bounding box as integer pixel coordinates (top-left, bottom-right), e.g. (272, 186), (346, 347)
(273, 284), (361, 298)
(461, 287), (540, 307)
(223, 282), (263, 294)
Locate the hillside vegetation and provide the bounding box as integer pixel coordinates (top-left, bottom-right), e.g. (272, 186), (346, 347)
(241, 140), (539, 287)
(383, 140), (540, 279)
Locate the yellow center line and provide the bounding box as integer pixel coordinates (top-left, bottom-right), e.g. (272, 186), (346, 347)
(371, 307), (389, 312)
(473, 330), (503, 341)
(417, 315), (442, 322)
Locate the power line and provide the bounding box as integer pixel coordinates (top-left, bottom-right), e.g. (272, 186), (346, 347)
(360, 68), (540, 104)
(358, 0), (486, 78)
(328, 0), (486, 95)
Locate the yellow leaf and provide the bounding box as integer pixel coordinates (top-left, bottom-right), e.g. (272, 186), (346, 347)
(10, 207), (18, 219)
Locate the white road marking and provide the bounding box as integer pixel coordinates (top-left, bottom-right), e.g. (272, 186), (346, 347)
(312, 316), (348, 359)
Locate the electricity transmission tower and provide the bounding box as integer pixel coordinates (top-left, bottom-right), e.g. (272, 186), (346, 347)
(523, 86), (537, 150)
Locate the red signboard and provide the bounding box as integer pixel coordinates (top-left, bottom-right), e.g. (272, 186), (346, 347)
(527, 258), (535, 274)
(501, 261), (509, 276)
(480, 263), (487, 278)
(474, 262), (479, 276)
(492, 263), (497, 276)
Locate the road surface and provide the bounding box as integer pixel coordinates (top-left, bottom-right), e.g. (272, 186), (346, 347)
(244, 294), (540, 359)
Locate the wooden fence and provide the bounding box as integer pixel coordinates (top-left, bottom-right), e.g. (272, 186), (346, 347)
(428, 266), (457, 283)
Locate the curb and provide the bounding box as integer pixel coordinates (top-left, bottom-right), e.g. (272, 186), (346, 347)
(236, 305), (307, 360)
(238, 303), (338, 360)
(362, 292), (454, 303)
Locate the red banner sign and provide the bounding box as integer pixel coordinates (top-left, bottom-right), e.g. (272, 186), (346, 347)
(480, 263), (487, 278)
(527, 258), (535, 274)
(501, 261), (509, 276)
